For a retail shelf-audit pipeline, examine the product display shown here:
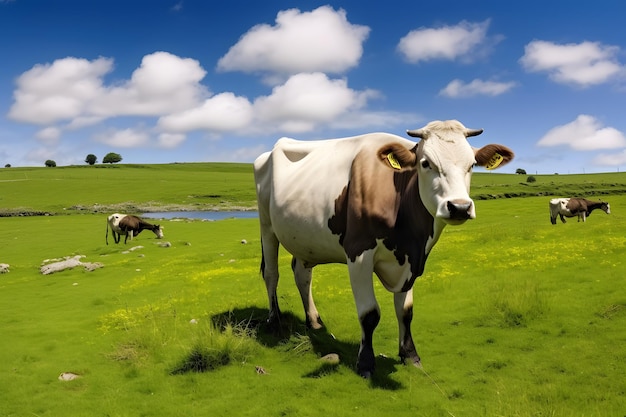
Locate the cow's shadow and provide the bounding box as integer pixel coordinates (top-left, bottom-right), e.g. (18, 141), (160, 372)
(211, 307), (403, 390)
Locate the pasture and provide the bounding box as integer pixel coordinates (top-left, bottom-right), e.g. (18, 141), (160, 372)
(1, 164), (625, 416)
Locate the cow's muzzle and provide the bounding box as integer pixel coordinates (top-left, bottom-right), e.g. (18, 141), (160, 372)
(446, 199), (474, 221)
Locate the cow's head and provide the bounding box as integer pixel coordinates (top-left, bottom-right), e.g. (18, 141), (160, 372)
(378, 120), (514, 225)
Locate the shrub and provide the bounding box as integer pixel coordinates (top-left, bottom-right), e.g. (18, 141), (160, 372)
(526, 175), (536, 183)
(85, 154), (98, 165)
(103, 152), (123, 164)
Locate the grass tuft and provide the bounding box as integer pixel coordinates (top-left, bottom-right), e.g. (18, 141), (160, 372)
(169, 319), (258, 375)
(597, 303), (625, 319)
(170, 345), (231, 374)
(480, 279), (549, 328)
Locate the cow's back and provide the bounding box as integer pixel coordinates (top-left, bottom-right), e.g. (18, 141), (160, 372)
(107, 213), (126, 231)
(254, 133), (413, 265)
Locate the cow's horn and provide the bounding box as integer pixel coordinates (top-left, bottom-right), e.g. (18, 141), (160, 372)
(465, 128), (484, 137)
(406, 129), (425, 138)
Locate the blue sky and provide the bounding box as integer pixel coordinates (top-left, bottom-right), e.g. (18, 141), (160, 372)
(1, 0), (626, 174)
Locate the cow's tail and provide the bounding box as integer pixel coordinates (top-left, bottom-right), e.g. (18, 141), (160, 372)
(259, 237), (265, 277)
(549, 203), (557, 225)
(105, 218), (109, 245)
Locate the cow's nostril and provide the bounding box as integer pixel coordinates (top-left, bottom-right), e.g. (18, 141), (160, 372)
(447, 201), (472, 220)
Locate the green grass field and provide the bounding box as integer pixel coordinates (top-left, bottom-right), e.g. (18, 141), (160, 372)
(1, 164), (625, 416)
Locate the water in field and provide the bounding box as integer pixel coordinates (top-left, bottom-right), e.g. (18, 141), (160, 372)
(142, 211), (258, 221)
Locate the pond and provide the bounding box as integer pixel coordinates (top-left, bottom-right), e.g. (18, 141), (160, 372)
(142, 211), (258, 221)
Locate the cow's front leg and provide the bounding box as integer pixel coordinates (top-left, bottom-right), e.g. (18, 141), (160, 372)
(394, 290), (421, 367)
(292, 258), (323, 329)
(348, 254), (379, 378)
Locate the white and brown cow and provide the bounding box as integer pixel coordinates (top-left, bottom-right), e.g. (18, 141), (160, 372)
(549, 197), (610, 224)
(106, 213), (163, 244)
(254, 120), (514, 377)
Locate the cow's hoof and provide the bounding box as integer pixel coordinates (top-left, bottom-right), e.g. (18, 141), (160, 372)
(359, 370), (373, 379)
(357, 362), (375, 379)
(306, 315), (324, 330)
(266, 316), (281, 332)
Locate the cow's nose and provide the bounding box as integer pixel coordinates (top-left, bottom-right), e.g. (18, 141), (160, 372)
(447, 200), (473, 220)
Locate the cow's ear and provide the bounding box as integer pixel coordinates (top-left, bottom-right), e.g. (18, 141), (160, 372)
(377, 143), (418, 171)
(474, 144), (514, 170)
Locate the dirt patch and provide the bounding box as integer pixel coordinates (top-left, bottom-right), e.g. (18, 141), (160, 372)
(0, 210), (53, 217)
(68, 202), (257, 214)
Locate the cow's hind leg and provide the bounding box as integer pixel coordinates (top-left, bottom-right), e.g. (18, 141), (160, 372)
(394, 290), (421, 367)
(292, 258), (323, 329)
(260, 232), (281, 327)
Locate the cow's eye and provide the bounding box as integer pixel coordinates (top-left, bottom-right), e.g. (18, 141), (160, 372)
(421, 159), (431, 169)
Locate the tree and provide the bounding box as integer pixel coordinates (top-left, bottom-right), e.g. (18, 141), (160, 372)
(103, 152), (122, 164)
(516, 168), (527, 175)
(4, 164), (10, 168)
(85, 154), (98, 165)
(45, 160), (57, 167)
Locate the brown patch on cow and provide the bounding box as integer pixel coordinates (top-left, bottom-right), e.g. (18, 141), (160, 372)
(328, 148), (434, 283)
(388, 172), (434, 284)
(566, 198), (609, 215)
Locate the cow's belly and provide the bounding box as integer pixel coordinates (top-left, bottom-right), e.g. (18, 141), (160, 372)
(269, 198), (347, 265)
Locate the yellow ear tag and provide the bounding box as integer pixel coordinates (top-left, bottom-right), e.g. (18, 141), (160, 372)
(485, 152), (503, 170)
(387, 153), (402, 170)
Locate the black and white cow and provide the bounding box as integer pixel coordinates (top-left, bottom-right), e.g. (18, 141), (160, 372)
(106, 213), (163, 244)
(549, 197), (610, 224)
(254, 120), (514, 377)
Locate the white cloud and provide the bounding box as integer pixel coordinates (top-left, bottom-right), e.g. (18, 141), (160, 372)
(35, 126), (62, 144)
(8, 57), (112, 124)
(397, 20), (493, 63)
(592, 149), (626, 167)
(253, 72), (378, 133)
(520, 40), (624, 86)
(94, 51), (208, 117)
(158, 92), (254, 133)
(217, 6), (369, 77)
(94, 128), (150, 148)
(8, 52), (208, 127)
(159, 73), (385, 136)
(65, 116), (105, 130)
(537, 115), (626, 150)
(157, 133), (186, 149)
(439, 78), (516, 98)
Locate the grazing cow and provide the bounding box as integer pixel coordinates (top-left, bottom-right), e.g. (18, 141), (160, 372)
(106, 213), (163, 244)
(254, 120), (514, 377)
(549, 198), (610, 224)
